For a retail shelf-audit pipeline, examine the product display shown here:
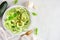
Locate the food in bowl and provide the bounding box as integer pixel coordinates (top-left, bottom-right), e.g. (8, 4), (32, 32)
(4, 6), (31, 34)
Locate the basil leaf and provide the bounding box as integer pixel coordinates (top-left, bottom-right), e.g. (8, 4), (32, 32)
(34, 27), (39, 35)
(32, 12), (37, 16)
(13, 0), (18, 4)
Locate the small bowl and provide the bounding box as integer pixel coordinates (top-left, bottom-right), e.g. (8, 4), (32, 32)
(2, 5), (32, 36)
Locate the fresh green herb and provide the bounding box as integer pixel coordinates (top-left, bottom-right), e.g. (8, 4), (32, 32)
(13, 0), (18, 4)
(34, 27), (38, 35)
(32, 12), (37, 16)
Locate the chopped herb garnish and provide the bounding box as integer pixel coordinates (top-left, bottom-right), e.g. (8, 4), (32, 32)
(32, 12), (37, 16)
(12, 26), (15, 28)
(13, 0), (18, 4)
(34, 27), (38, 35)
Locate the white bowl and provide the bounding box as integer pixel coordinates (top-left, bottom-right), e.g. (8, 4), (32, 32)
(2, 5), (32, 36)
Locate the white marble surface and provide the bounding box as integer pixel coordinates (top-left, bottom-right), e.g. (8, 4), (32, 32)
(0, 0), (60, 40)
